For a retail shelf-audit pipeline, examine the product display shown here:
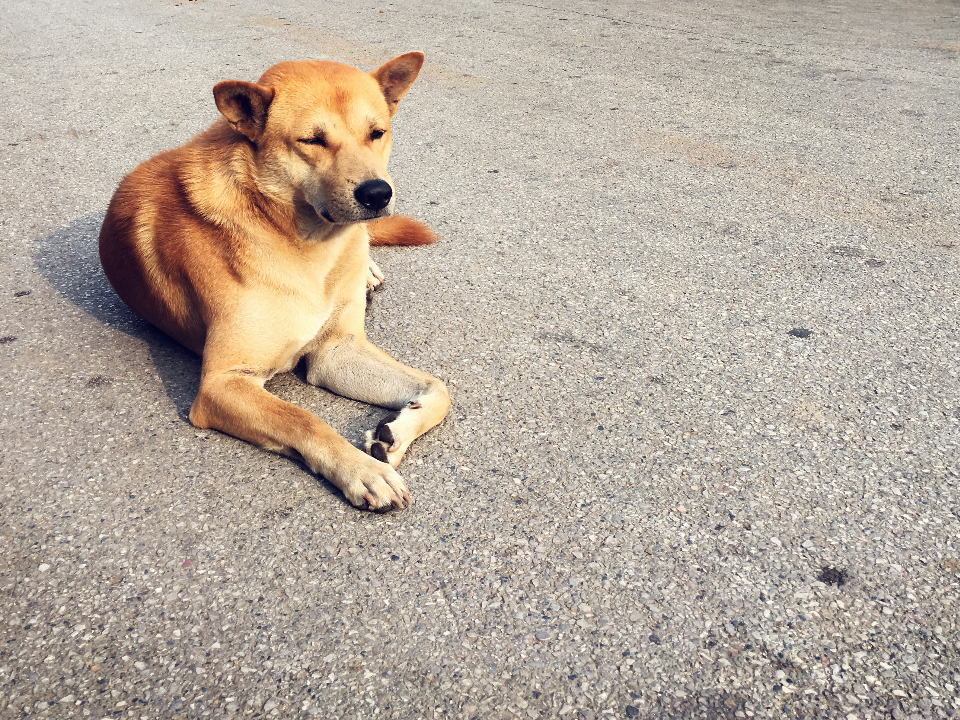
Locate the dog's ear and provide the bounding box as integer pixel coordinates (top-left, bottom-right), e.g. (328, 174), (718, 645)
(213, 80), (275, 141)
(370, 52), (425, 117)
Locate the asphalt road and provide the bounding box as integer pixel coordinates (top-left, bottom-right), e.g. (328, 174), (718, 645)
(1, 1), (959, 718)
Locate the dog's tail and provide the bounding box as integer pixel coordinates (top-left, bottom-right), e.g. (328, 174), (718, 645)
(367, 215), (439, 246)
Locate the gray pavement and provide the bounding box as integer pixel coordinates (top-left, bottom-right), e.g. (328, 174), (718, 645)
(1, 0), (959, 718)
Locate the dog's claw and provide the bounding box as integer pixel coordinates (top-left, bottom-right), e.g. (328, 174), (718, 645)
(363, 490), (405, 512)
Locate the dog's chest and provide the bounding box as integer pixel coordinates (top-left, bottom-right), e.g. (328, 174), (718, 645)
(257, 233), (367, 372)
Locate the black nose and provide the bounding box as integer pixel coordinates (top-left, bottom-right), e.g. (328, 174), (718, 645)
(354, 179), (393, 211)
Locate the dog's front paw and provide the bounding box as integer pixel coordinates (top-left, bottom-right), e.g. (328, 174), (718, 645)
(366, 259), (385, 291)
(338, 455), (411, 511)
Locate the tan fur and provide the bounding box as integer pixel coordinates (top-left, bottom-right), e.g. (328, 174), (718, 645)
(99, 53), (449, 511)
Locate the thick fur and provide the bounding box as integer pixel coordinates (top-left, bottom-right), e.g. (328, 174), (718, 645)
(368, 215), (439, 246)
(99, 53), (449, 510)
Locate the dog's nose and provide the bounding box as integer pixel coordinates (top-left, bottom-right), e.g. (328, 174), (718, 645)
(354, 180), (393, 211)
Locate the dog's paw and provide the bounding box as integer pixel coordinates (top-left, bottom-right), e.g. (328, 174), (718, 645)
(339, 455), (411, 511)
(366, 259), (385, 291)
(364, 407), (415, 468)
(365, 432), (395, 468)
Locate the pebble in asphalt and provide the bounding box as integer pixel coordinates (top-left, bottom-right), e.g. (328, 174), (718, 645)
(1, 0), (959, 718)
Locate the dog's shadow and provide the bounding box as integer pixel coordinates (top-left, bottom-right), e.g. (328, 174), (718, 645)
(34, 212), (383, 451)
(35, 212), (202, 417)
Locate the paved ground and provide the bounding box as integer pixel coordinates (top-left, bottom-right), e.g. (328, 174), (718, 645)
(1, 0), (959, 718)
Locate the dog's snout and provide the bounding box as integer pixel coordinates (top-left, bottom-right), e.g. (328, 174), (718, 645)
(354, 179), (393, 212)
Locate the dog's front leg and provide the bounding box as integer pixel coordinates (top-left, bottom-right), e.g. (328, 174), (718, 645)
(304, 335), (450, 469)
(189, 372), (410, 510)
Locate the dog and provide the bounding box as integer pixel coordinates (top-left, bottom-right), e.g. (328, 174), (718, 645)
(98, 52), (450, 510)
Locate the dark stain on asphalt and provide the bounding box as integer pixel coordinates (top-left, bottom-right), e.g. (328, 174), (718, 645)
(830, 245), (865, 258)
(787, 328), (812, 338)
(817, 566), (848, 586)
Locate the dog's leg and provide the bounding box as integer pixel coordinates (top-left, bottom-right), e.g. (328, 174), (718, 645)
(189, 372), (410, 510)
(304, 335), (450, 468)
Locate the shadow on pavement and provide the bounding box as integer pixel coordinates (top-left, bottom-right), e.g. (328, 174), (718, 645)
(34, 212), (201, 420)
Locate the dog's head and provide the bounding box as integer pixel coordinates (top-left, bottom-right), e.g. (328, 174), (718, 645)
(212, 52), (424, 225)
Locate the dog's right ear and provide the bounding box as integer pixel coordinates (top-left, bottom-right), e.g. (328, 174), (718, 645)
(213, 81), (275, 142)
(371, 52), (425, 117)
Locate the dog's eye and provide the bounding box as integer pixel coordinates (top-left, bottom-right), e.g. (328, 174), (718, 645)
(370, 129), (385, 141)
(298, 133), (327, 147)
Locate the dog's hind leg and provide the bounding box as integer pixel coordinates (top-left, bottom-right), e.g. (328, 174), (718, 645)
(304, 335), (450, 469)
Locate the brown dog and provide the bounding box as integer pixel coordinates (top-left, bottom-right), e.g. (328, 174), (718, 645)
(99, 52), (450, 510)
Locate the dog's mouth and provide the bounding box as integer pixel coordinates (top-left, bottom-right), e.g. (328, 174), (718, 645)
(303, 192), (394, 226)
(317, 205), (392, 225)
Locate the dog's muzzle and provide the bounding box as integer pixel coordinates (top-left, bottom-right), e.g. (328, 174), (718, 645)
(354, 179), (393, 213)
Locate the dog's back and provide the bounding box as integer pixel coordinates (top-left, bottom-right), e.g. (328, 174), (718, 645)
(100, 141), (213, 354)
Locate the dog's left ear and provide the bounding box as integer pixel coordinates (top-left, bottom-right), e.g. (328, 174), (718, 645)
(213, 80), (275, 142)
(371, 51), (425, 117)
